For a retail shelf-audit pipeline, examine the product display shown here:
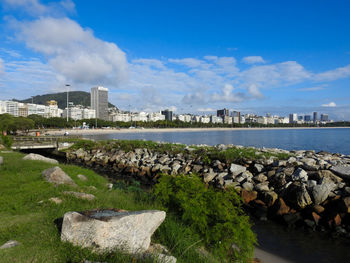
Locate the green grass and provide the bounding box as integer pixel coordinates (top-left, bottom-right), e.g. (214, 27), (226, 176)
(0, 151), (216, 263)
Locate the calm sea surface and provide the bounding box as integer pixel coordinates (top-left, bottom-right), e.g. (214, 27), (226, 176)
(84, 127), (350, 261)
(84, 128), (350, 155)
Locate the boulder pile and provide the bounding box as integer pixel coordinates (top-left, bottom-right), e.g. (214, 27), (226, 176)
(66, 144), (350, 236)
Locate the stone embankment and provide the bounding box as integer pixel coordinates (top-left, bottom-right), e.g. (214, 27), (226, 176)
(66, 144), (350, 237)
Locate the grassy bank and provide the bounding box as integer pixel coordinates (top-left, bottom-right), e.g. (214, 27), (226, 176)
(0, 151), (215, 262)
(0, 150), (256, 262)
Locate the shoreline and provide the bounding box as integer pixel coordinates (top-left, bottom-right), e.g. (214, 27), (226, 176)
(45, 126), (350, 136)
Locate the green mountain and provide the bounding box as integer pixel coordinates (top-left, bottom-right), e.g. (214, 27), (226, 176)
(15, 91), (116, 109)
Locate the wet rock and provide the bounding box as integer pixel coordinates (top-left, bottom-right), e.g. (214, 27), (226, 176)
(229, 164), (246, 176)
(338, 197), (350, 213)
(313, 205), (325, 214)
(0, 240), (19, 249)
(42, 166), (77, 187)
(63, 191), (95, 201)
(23, 153), (58, 164)
(283, 213), (302, 226)
(312, 212), (321, 225)
(271, 198), (290, 216)
(61, 209), (166, 253)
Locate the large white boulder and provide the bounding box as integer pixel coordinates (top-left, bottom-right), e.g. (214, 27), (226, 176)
(61, 209), (166, 254)
(23, 153), (59, 164)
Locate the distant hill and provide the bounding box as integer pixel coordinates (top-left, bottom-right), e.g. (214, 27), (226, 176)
(15, 91), (116, 109)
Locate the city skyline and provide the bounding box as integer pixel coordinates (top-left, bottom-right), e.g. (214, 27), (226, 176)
(1, 1), (350, 120)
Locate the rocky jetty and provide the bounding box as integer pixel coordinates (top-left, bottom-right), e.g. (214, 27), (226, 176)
(66, 143), (350, 237)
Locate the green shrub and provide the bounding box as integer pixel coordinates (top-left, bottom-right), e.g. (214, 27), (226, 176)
(0, 135), (12, 148)
(154, 175), (256, 262)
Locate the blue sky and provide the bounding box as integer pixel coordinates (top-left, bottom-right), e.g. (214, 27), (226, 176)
(0, 0), (350, 120)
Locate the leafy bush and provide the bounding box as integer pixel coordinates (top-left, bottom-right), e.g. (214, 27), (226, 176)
(154, 175), (256, 262)
(0, 134), (12, 148)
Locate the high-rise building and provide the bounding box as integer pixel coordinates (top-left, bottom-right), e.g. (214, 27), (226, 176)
(217, 108), (229, 118)
(304, 115), (311, 122)
(91, 86), (109, 120)
(320, 114), (329, 122)
(313, 112), (318, 123)
(289, 113), (297, 124)
(161, 109), (173, 121)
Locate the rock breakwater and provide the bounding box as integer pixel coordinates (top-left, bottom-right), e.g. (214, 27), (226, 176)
(66, 142), (350, 237)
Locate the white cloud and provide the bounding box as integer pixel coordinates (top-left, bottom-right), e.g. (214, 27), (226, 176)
(197, 107), (215, 112)
(132, 59), (166, 69)
(298, 85), (326, 92)
(242, 56), (266, 64)
(240, 61), (311, 88)
(2, 0), (75, 16)
(247, 84), (263, 98)
(314, 64), (350, 82)
(0, 58), (4, 74)
(168, 58), (210, 69)
(15, 17), (128, 87)
(321, 102), (336, 107)
(212, 84), (245, 103)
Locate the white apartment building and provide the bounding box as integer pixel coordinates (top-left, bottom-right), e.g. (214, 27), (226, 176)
(0, 101), (6, 114)
(200, 116), (210, 123)
(178, 114), (192, 122)
(210, 116), (223, 124)
(63, 106), (96, 120)
(148, 112), (165, 122)
(111, 112), (132, 122)
(132, 112), (148, 122)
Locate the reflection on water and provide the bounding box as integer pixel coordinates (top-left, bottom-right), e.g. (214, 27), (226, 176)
(84, 128), (350, 155)
(253, 219), (350, 263)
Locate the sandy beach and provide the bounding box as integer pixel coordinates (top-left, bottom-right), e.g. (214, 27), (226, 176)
(45, 126), (348, 136)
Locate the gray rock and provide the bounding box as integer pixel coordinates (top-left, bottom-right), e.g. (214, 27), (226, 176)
(0, 156), (3, 165)
(0, 240), (19, 249)
(61, 209), (166, 253)
(49, 197), (63, 204)
(312, 179), (336, 205)
(203, 171), (217, 183)
(242, 182), (254, 191)
(23, 153), (58, 164)
(254, 164), (264, 173)
(330, 165), (350, 180)
(307, 180), (317, 189)
(255, 182), (270, 192)
(63, 191), (96, 201)
(229, 164), (246, 176)
(253, 173), (267, 183)
(284, 182), (312, 209)
(42, 166), (77, 187)
(77, 174), (88, 181)
(292, 168), (308, 182)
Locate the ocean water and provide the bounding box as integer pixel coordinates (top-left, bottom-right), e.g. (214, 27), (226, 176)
(84, 128), (350, 155)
